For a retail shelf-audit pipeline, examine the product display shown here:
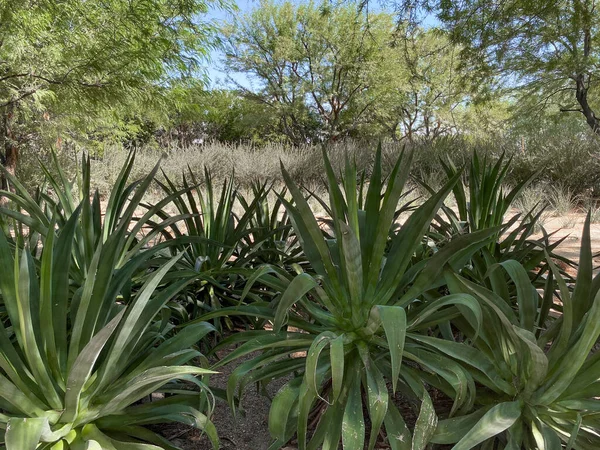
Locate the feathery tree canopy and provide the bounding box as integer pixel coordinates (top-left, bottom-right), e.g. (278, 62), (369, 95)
(0, 0), (226, 177)
(377, 0), (600, 135)
(223, 0), (489, 144)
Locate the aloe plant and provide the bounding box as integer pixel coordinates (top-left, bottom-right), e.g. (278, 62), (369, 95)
(422, 215), (600, 449)
(195, 147), (503, 450)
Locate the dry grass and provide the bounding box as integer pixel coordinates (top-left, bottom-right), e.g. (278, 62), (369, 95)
(16, 137), (600, 219)
(548, 184), (579, 217)
(87, 142), (378, 195)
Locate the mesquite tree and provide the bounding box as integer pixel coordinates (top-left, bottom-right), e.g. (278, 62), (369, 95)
(0, 0), (225, 185)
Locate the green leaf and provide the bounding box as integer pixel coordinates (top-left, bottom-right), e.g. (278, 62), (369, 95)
(398, 227), (499, 304)
(531, 419), (562, 450)
(81, 424), (119, 449)
(341, 372), (365, 450)
(305, 332), (336, 398)
(280, 163), (339, 283)
(376, 305), (406, 393)
(136, 322), (215, 373)
(411, 389), (437, 450)
(432, 407), (490, 444)
(376, 168), (461, 304)
(365, 149), (413, 297)
(408, 294), (482, 340)
(409, 333), (514, 394)
(50, 205), (81, 378)
(97, 366), (214, 416)
(512, 327), (548, 396)
(16, 250), (62, 409)
(309, 400), (344, 450)
(273, 273), (318, 332)
(535, 291), (600, 404)
(339, 221), (363, 314)
(238, 265), (277, 305)
(62, 309), (126, 423)
(491, 260), (538, 332)
(452, 401), (522, 450)
(297, 383), (317, 450)
(572, 213), (593, 322)
(384, 403), (411, 450)
(5, 417), (45, 450)
(565, 414), (582, 450)
(359, 348), (389, 450)
(269, 377), (302, 443)
(330, 334), (345, 402)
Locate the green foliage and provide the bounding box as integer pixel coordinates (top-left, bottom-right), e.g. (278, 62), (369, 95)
(427, 216), (600, 449)
(1, 140), (598, 449)
(0, 152), (185, 289)
(171, 88), (286, 144)
(0, 184), (219, 448)
(225, 0), (477, 143)
(0, 0), (227, 165)
(197, 147), (506, 449)
(436, 0), (600, 134)
(147, 169), (295, 324)
(366, 27), (492, 141)
(426, 150), (539, 253)
(224, 0), (386, 142)
(237, 182), (300, 266)
(425, 150), (576, 299)
(444, 151), (536, 233)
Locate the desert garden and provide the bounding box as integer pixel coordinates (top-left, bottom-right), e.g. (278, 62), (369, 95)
(2, 0), (600, 448)
(0, 145), (598, 448)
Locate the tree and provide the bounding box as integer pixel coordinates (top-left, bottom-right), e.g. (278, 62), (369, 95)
(223, 0), (394, 143)
(434, 0), (600, 136)
(366, 27), (479, 141)
(0, 0), (226, 180)
(165, 87), (286, 144)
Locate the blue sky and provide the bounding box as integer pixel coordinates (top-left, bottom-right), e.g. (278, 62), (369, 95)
(205, 0), (259, 88)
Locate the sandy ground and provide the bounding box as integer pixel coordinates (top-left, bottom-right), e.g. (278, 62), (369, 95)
(532, 212), (600, 270)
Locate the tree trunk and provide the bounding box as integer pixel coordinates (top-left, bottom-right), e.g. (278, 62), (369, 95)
(574, 28), (600, 136)
(0, 106), (18, 203)
(575, 74), (600, 135)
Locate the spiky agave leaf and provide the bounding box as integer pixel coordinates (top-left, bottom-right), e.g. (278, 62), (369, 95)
(0, 196), (219, 449)
(426, 214), (600, 449)
(145, 168), (275, 323)
(0, 151), (193, 291)
(198, 145), (501, 450)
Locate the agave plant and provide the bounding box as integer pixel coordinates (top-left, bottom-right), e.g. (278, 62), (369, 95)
(146, 168), (272, 321)
(458, 211), (574, 289)
(0, 201), (220, 448)
(421, 215), (600, 449)
(0, 151), (187, 288)
(425, 150), (574, 296)
(236, 181), (301, 267)
(434, 151), (537, 236)
(197, 147), (502, 449)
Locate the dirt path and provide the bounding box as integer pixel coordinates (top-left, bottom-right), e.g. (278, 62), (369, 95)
(532, 213), (600, 271)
